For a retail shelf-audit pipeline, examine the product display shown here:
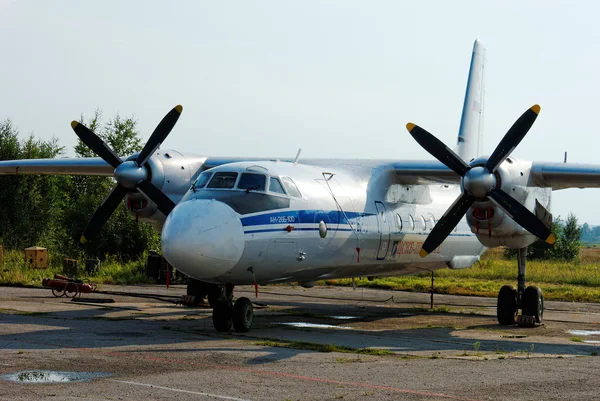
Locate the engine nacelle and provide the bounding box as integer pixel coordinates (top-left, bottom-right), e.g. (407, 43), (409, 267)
(124, 150), (206, 227)
(465, 157), (552, 249)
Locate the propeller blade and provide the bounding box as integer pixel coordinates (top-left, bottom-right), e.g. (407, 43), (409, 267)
(485, 105), (540, 172)
(406, 123), (471, 176)
(136, 180), (176, 216)
(137, 105), (183, 167)
(71, 121), (123, 169)
(80, 184), (129, 244)
(487, 187), (555, 244)
(420, 192), (476, 257)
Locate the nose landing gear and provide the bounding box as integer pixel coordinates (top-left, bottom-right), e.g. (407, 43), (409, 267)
(497, 247), (543, 327)
(210, 284), (254, 333)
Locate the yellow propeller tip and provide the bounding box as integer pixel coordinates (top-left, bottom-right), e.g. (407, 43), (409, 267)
(175, 105), (183, 114)
(79, 235), (88, 244)
(406, 122), (416, 133)
(71, 121), (79, 129)
(545, 233), (556, 245)
(419, 249), (429, 258)
(531, 104), (541, 115)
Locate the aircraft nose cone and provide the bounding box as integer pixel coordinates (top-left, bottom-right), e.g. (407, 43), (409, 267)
(162, 199), (244, 279)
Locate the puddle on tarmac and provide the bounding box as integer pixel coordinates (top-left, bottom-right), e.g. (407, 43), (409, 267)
(280, 322), (353, 330)
(567, 330), (600, 336)
(2, 371), (111, 384)
(329, 316), (358, 320)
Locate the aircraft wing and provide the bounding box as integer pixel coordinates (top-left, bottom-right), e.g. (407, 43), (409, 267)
(0, 158), (113, 176)
(529, 162), (600, 190)
(390, 160), (460, 185)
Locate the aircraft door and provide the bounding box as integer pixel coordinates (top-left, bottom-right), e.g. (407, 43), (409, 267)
(375, 201), (391, 260)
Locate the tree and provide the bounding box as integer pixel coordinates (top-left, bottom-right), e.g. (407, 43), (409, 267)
(504, 213), (581, 261)
(0, 119), (66, 251)
(0, 113), (160, 262)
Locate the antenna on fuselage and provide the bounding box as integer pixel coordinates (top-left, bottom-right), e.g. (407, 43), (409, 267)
(293, 148), (302, 165)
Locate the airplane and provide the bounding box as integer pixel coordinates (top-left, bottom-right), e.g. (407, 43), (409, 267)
(2, 39), (600, 333)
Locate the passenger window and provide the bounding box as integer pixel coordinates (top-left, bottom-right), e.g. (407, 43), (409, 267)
(269, 177), (286, 194)
(396, 213), (403, 231)
(428, 214), (436, 231)
(281, 177), (302, 198)
(408, 215), (415, 231)
(237, 173), (266, 191)
(193, 172), (212, 189)
(418, 215), (426, 231)
(207, 172), (238, 189)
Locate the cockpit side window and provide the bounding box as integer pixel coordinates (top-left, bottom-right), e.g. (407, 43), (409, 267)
(193, 172), (212, 189)
(237, 173), (266, 191)
(268, 177), (286, 195)
(281, 177), (302, 198)
(207, 172), (238, 189)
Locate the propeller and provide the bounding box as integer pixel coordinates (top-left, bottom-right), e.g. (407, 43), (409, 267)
(406, 104), (555, 257)
(71, 105), (182, 243)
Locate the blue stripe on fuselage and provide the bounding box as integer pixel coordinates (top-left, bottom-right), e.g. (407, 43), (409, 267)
(240, 210), (372, 227)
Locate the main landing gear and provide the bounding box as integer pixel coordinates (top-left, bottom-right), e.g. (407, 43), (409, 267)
(497, 247), (544, 327)
(186, 280), (254, 332)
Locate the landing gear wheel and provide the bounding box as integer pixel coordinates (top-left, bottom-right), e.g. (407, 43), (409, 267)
(212, 301), (233, 332)
(497, 285), (518, 325)
(522, 285), (543, 324)
(232, 297), (253, 333)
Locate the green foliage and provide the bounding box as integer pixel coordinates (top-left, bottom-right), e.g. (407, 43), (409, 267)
(504, 214), (581, 261)
(580, 223), (600, 244)
(0, 113), (159, 262)
(0, 249), (153, 286)
(0, 119), (66, 251)
(326, 248), (600, 303)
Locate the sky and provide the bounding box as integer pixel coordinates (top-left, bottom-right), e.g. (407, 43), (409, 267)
(2, 1), (600, 224)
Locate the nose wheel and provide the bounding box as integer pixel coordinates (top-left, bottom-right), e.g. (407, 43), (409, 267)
(211, 285), (254, 332)
(496, 247), (543, 327)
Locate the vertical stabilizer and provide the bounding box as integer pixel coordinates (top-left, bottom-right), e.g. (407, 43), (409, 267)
(456, 39), (486, 162)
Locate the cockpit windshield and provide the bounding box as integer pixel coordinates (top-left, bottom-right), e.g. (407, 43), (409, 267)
(237, 173), (266, 192)
(207, 172), (238, 189)
(193, 172), (212, 189)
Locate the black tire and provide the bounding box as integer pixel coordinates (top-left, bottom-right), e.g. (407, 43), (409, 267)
(522, 285), (544, 324)
(497, 285), (518, 325)
(212, 301), (232, 332)
(232, 297), (254, 333)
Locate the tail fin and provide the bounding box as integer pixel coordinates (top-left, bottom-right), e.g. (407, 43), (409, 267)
(456, 39), (486, 162)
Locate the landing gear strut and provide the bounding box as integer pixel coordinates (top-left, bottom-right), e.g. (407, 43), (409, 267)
(211, 284), (254, 333)
(497, 247), (543, 326)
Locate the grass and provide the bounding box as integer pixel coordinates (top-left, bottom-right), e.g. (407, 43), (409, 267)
(324, 247), (600, 303)
(0, 249), (153, 286)
(1, 246), (600, 303)
(571, 337), (584, 343)
(255, 339), (394, 356)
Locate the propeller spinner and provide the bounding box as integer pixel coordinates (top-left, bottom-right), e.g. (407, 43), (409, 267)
(71, 105), (182, 243)
(406, 104), (555, 257)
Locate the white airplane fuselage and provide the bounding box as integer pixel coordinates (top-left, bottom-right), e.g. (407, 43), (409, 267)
(160, 160), (486, 285)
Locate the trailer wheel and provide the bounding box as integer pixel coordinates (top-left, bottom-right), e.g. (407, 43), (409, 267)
(65, 282), (79, 298)
(52, 286), (66, 297)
